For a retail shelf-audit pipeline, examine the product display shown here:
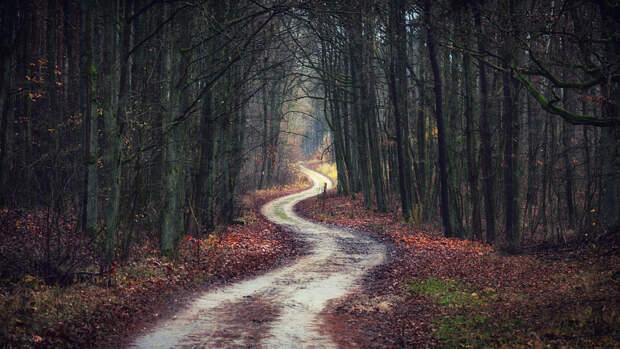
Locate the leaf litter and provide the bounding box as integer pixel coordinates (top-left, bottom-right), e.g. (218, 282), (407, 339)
(296, 192), (620, 348)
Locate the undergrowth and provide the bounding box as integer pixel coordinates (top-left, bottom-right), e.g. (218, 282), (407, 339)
(297, 192), (620, 348)
(408, 277), (502, 347)
(0, 175), (311, 347)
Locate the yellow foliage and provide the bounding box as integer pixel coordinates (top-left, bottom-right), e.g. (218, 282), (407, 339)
(315, 162), (338, 187)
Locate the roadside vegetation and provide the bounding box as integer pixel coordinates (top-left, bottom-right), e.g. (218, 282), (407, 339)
(299, 163), (619, 348)
(0, 175), (309, 347)
(311, 161), (338, 187)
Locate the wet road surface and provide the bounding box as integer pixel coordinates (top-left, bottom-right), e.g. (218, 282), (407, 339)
(131, 165), (386, 348)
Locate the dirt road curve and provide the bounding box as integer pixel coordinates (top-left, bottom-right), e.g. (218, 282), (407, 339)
(131, 165), (386, 348)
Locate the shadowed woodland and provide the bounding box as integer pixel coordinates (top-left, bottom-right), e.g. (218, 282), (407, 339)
(0, 0), (618, 347)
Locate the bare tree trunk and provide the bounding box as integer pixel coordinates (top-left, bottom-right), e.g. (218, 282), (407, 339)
(600, 11), (620, 232)
(258, 81), (268, 189)
(425, 0), (455, 238)
(502, 70), (520, 252)
(345, 46), (360, 193)
(161, 4), (190, 256)
(562, 95), (576, 229)
(524, 91), (539, 235)
(363, 9), (386, 212)
(475, 7), (496, 243)
(349, 12), (372, 208)
(388, 0), (415, 220)
(0, 1), (18, 204)
(501, 0), (520, 253)
(101, 0), (123, 264)
(80, 0), (99, 237)
(462, 18), (481, 239)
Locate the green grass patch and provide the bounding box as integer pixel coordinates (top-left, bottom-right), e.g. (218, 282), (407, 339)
(434, 314), (491, 348)
(408, 277), (486, 308)
(408, 277), (507, 347)
(434, 314), (526, 348)
(275, 209), (287, 219)
(123, 265), (163, 280)
(409, 272), (619, 347)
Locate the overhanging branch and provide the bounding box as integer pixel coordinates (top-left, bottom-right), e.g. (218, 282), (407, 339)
(513, 70), (619, 127)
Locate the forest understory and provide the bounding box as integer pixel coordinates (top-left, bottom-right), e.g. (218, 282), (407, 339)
(295, 164), (620, 348)
(1, 165), (618, 347)
(0, 176), (310, 348)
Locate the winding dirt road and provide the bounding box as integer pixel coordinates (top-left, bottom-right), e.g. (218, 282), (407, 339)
(131, 165), (386, 348)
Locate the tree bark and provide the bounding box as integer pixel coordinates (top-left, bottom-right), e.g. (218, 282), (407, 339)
(501, 1), (520, 253)
(80, 0), (99, 237)
(462, 17), (481, 239)
(0, 1), (19, 205)
(101, 0), (123, 264)
(362, 9), (386, 212)
(388, 0), (415, 220)
(349, 12), (372, 208)
(161, 4), (189, 257)
(474, 7), (496, 243)
(425, 0), (455, 238)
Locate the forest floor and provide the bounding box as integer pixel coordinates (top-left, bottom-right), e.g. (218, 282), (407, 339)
(0, 176), (310, 348)
(296, 170), (620, 347)
(3, 163), (618, 348)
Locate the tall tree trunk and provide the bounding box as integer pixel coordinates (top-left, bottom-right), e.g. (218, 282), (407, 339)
(47, 0), (60, 206)
(445, 35), (464, 236)
(562, 87), (576, 229)
(600, 88), (620, 232)
(350, 13), (372, 208)
(501, 0), (520, 253)
(425, 0), (455, 238)
(363, 11), (386, 212)
(101, 0), (123, 264)
(502, 70), (520, 252)
(524, 90), (539, 235)
(345, 49), (360, 193)
(80, 0), (99, 237)
(475, 7), (496, 243)
(161, 5), (189, 256)
(0, 1), (19, 204)
(195, 82), (216, 230)
(416, 65), (430, 221)
(539, 116), (550, 236)
(340, 81), (353, 193)
(226, 66), (247, 222)
(258, 81), (268, 189)
(333, 93), (351, 194)
(600, 10), (620, 232)
(582, 106), (594, 229)
(265, 82), (281, 187)
(388, 0), (415, 220)
(462, 18), (481, 239)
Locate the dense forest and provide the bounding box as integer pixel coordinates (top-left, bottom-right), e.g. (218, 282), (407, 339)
(0, 0), (318, 266)
(1, 0), (618, 271)
(1, 0), (618, 346)
(310, 0), (619, 250)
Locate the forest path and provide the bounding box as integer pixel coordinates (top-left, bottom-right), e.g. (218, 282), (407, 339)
(130, 164), (386, 348)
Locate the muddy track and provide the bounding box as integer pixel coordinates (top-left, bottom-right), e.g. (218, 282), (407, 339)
(130, 165), (386, 348)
